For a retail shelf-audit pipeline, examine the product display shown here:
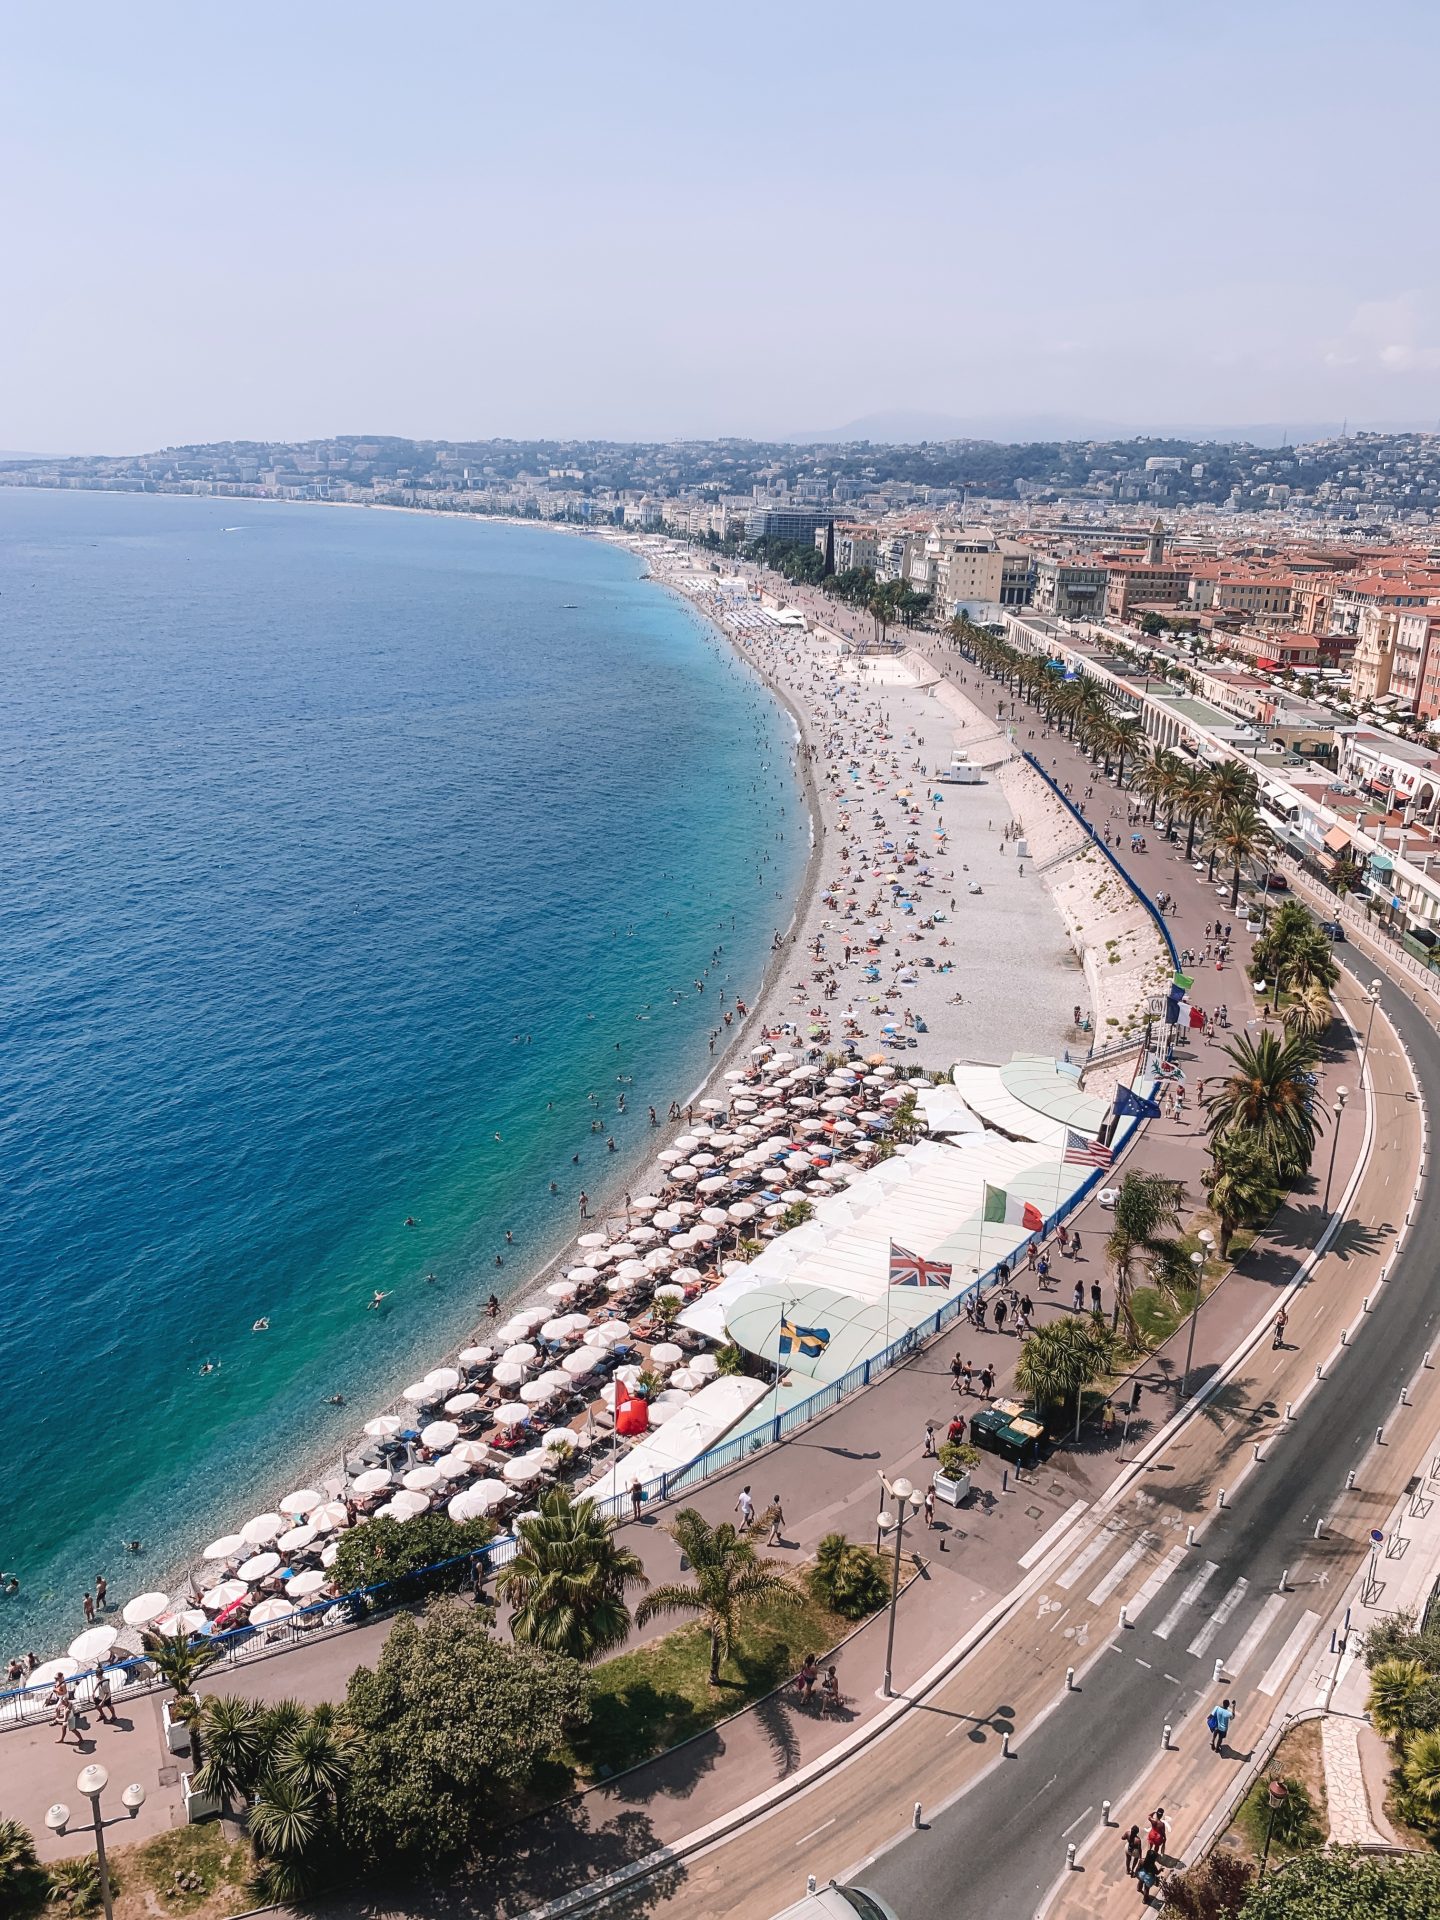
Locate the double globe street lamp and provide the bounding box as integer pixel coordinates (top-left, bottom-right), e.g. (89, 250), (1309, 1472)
(45, 1764), (146, 1920)
(876, 1471), (924, 1699)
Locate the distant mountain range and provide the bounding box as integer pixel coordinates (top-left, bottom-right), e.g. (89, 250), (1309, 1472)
(786, 409), (1432, 449)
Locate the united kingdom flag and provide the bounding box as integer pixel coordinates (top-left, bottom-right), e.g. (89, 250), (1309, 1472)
(889, 1241), (953, 1289)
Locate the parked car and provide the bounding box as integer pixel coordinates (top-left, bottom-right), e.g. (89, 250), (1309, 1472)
(1321, 919), (1346, 942)
(1261, 872), (1290, 892)
(771, 1884), (899, 1920)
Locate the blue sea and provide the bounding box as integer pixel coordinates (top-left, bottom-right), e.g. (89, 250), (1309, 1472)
(0, 491), (805, 1650)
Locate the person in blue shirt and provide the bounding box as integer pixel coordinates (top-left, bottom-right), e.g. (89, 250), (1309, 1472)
(1208, 1697), (1234, 1752)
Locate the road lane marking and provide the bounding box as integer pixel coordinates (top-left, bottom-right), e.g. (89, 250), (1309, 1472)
(1019, 1499), (1090, 1570)
(1224, 1593), (1287, 1677)
(1258, 1611), (1322, 1696)
(1154, 1561), (1217, 1641)
(1127, 1543), (1188, 1622)
(795, 1818), (836, 1846)
(1057, 1520), (1123, 1590)
(1188, 1577), (1249, 1658)
(1088, 1534), (1156, 1607)
(1062, 1806), (1094, 1838)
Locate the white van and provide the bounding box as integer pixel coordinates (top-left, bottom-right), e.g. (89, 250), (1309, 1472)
(771, 1882), (899, 1920)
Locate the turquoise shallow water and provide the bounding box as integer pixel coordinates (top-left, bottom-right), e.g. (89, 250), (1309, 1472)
(0, 492), (805, 1651)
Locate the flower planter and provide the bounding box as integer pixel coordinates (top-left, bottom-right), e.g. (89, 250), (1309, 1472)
(162, 1697), (193, 1754)
(932, 1470), (970, 1507)
(182, 1772), (220, 1823)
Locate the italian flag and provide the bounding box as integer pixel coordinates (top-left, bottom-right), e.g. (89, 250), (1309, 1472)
(982, 1182), (1044, 1231)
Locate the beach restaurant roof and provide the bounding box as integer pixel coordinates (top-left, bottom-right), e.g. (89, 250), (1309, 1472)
(947, 1055), (1108, 1148)
(586, 1376), (769, 1505)
(726, 1282), (939, 1387)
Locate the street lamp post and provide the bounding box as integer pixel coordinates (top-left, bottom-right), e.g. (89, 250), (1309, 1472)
(877, 1472), (921, 1698)
(1178, 1248), (1206, 1400)
(1323, 1086), (1349, 1213)
(1360, 980), (1382, 1076)
(1259, 1777), (1290, 1872)
(44, 1765), (146, 1920)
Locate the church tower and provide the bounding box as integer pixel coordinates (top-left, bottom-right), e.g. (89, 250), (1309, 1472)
(1146, 516), (1166, 566)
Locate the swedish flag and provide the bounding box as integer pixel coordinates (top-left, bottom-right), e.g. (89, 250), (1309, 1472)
(779, 1319), (831, 1360)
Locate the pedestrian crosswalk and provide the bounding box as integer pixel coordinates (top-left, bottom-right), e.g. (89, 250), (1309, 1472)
(1037, 1514), (1325, 1704)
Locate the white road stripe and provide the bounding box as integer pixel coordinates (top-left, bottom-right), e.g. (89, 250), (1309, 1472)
(1258, 1611), (1322, 1696)
(1126, 1544), (1188, 1623)
(1154, 1561), (1217, 1641)
(1088, 1534), (1157, 1607)
(1224, 1594), (1287, 1678)
(1019, 1499), (1090, 1571)
(1057, 1520), (1123, 1591)
(1188, 1577), (1249, 1659)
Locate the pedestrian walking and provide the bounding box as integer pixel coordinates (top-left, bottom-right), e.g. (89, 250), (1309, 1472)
(1147, 1808), (1167, 1855)
(766, 1495), (785, 1545)
(979, 1364), (995, 1400)
(1136, 1854), (1160, 1903)
(629, 1477), (644, 1523)
(736, 1485), (755, 1529)
(947, 1413), (967, 1446)
(923, 1485), (936, 1529)
(1073, 1279), (1085, 1313)
(1124, 1826), (1143, 1876)
(923, 1423), (937, 1457)
(94, 1575), (107, 1611)
(1273, 1308), (1288, 1350)
(92, 1671), (116, 1725)
(993, 1295), (1008, 1335)
(1019, 1293), (1034, 1331)
(1103, 1400), (1116, 1440)
(1208, 1698), (1234, 1752)
(82, 1592), (95, 1626)
(1090, 1281), (1103, 1315)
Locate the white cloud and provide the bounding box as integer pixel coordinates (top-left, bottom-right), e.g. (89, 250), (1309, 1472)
(1326, 294), (1440, 373)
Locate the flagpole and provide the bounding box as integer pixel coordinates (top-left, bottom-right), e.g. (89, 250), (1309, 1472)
(770, 1294), (794, 1434)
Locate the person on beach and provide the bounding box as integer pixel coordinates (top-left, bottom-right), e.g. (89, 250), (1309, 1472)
(630, 1478), (644, 1523)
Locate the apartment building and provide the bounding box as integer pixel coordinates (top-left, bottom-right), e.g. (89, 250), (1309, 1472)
(1033, 556), (1109, 619)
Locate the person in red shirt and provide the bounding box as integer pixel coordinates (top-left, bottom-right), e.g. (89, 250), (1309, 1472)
(946, 1414), (966, 1447)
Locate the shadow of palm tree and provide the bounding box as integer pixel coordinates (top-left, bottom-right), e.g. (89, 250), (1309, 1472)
(752, 1688), (803, 1777)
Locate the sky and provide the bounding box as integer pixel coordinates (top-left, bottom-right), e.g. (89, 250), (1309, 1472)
(4, 0), (1440, 452)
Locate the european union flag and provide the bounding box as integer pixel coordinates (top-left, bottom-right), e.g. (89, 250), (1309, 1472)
(779, 1319), (831, 1360)
(1113, 1084), (1162, 1120)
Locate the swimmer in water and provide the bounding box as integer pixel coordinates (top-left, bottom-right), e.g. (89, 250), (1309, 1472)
(327, 1394), (346, 1406)
(404, 1215), (418, 1226)
(368, 1291), (390, 1311)
(252, 1318), (269, 1332)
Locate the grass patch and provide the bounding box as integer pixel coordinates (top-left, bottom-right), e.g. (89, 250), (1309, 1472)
(1218, 1721), (1326, 1864)
(570, 1587), (861, 1780)
(1131, 1283), (1192, 1349)
(111, 1824), (250, 1920)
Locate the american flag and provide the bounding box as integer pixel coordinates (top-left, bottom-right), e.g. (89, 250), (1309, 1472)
(889, 1240), (953, 1289)
(1064, 1129), (1113, 1168)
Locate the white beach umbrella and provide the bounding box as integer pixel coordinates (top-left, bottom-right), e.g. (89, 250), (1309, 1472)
(653, 1283), (686, 1301)
(689, 1353), (719, 1378)
(25, 1658), (83, 1689)
(352, 1467), (394, 1494)
(728, 1201), (759, 1221)
(671, 1199), (698, 1216)
(512, 1308), (550, 1333)
(647, 1399), (683, 1425)
(668, 1232), (695, 1251)
(656, 1150), (682, 1167)
(690, 1222), (719, 1243)
(519, 1378), (557, 1404)
(203, 1532), (246, 1562)
(459, 1345), (494, 1366)
(669, 1165), (698, 1184)
(238, 1551), (281, 1582)
(537, 1428), (578, 1455)
(449, 1482), (507, 1521)
(249, 1597), (294, 1625)
(674, 1265), (703, 1284)
(403, 1464), (445, 1492)
(387, 1490), (431, 1519)
(493, 1402), (531, 1427)
(432, 1451), (474, 1480)
(540, 1317), (572, 1342)
(566, 1266), (600, 1284)
(669, 1366), (702, 1390)
(503, 1455), (545, 1486)
(321, 1542), (339, 1569)
(309, 1500), (350, 1532)
(277, 1524), (316, 1556)
(558, 1313), (591, 1334)
(493, 1360), (527, 1388)
(699, 1206), (729, 1226)
(614, 1364), (644, 1388)
(122, 1591), (172, 1629)
(689, 1154), (718, 1170)
(286, 1569), (327, 1600)
(644, 1248), (676, 1271)
(241, 1512), (284, 1546)
(596, 1320), (631, 1344)
(424, 1367), (462, 1393)
(445, 1391), (482, 1414)
(544, 1279), (578, 1301)
(606, 1243), (638, 1264)
(279, 1488), (323, 1518)
(672, 1135), (700, 1153)
(577, 1231), (607, 1248)
(68, 1626), (118, 1663)
(201, 1579), (249, 1612)
(154, 1609), (207, 1638)
(421, 1419), (460, 1449)
(652, 1209), (679, 1229)
(402, 1381), (441, 1405)
(495, 1321), (528, 1344)
(605, 1275), (634, 1295)
(363, 1416), (405, 1439)
(502, 1343), (537, 1367)
(561, 1348), (599, 1377)
(648, 1342), (684, 1369)
(445, 1440), (493, 1466)
(699, 1096), (726, 1112)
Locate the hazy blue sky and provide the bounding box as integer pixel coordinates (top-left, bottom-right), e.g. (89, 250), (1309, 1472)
(5, 0), (1439, 451)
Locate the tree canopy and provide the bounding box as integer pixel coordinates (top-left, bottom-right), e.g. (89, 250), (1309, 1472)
(1236, 1847), (1440, 1920)
(341, 1601), (588, 1869)
(329, 1509), (494, 1605)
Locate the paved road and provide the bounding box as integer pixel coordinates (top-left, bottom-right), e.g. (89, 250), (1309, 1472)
(860, 956), (1438, 1918)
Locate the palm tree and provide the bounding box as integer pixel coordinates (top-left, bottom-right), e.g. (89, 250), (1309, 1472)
(1203, 1030), (1320, 1180)
(191, 1695), (265, 1815)
(500, 1487), (649, 1662)
(1403, 1728), (1440, 1814)
(277, 1711), (357, 1801)
(1370, 1658), (1430, 1745)
(1202, 1132), (1281, 1258)
(1176, 764), (1214, 860)
(1209, 801), (1269, 910)
(635, 1508), (801, 1684)
(142, 1631), (220, 1720)
(1105, 1172), (1187, 1342)
(1015, 1317), (1116, 1422)
(0, 1818), (44, 1918)
(248, 1776), (326, 1902)
(1280, 980), (1333, 1041)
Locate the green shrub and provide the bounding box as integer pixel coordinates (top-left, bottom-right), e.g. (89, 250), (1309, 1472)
(1236, 1775), (1320, 1856)
(806, 1533), (889, 1620)
(937, 1442), (980, 1478)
